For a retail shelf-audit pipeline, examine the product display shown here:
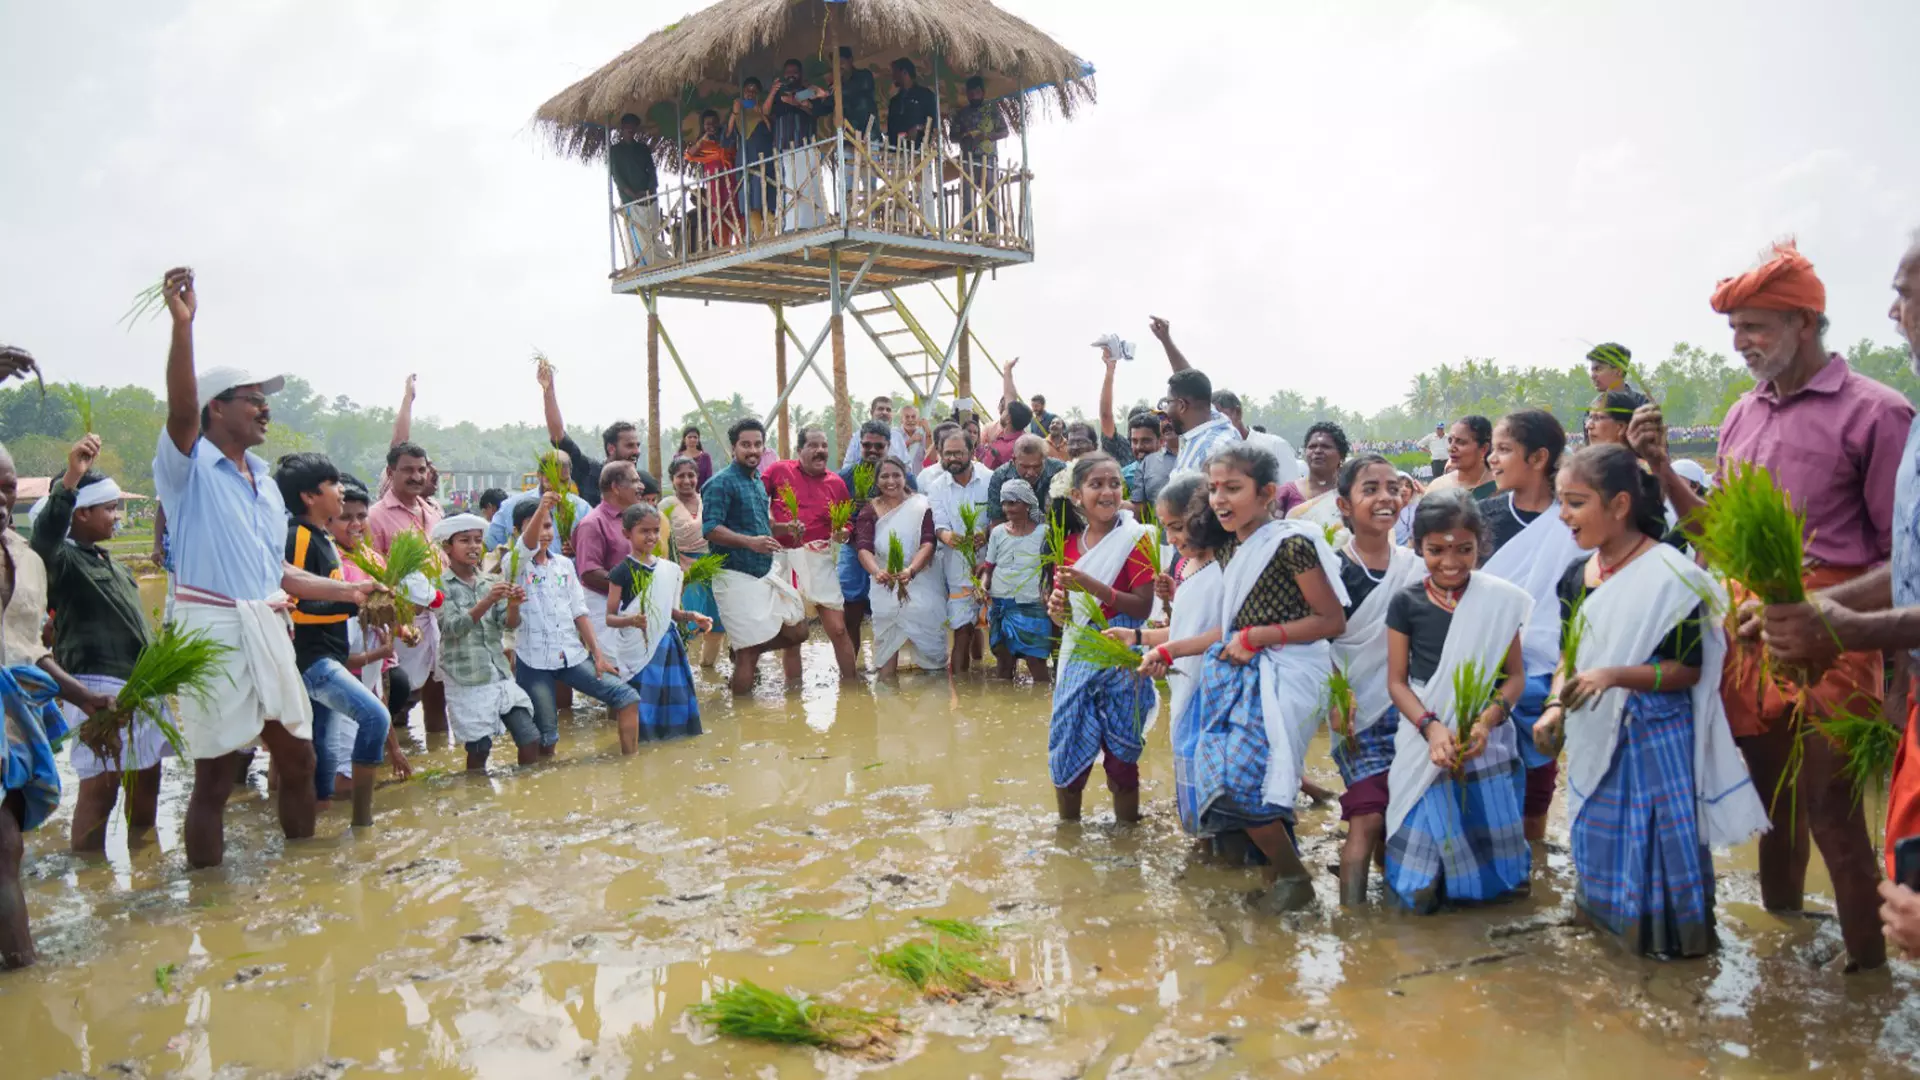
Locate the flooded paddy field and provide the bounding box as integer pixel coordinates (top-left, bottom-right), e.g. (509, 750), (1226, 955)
(3, 628), (1917, 1079)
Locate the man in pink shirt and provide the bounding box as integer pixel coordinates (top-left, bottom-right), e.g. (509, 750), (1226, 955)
(573, 461), (642, 659)
(1637, 239), (1911, 971)
(762, 427), (856, 680)
(368, 439), (448, 732)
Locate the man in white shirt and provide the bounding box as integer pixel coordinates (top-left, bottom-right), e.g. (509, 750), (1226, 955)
(838, 394), (925, 469)
(1211, 390), (1300, 489)
(924, 429), (991, 672)
(1418, 423), (1449, 478)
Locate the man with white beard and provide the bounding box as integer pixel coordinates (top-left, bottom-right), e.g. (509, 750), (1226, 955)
(1633, 239), (1912, 972)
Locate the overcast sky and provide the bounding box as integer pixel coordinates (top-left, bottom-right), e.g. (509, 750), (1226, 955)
(3, 0), (1916, 437)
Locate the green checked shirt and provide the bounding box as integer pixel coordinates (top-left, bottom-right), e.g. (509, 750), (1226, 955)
(438, 570), (513, 687)
(29, 480), (151, 679)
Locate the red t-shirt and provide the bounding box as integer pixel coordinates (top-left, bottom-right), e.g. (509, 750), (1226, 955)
(1064, 531), (1155, 619)
(761, 459), (852, 547)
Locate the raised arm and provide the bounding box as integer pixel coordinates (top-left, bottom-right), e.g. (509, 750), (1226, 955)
(390, 374), (416, 449)
(1000, 356), (1020, 410)
(536, 359), (565, 445)
(161, 268), (200, 453)
(1099, 355), (1118, 439)
(1148, 316), (1190, 373)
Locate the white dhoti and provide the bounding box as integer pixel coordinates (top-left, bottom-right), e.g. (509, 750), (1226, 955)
(783, 544), (844, 611)
(172, 586), (313, 759)
(711, 566), (805, 650)
(442, 677), (531, 746)
(938, 546), (981, 629)
(779, 146), (825, 230)
(394, 612), (440, 690)
(62, 673), (176, 780)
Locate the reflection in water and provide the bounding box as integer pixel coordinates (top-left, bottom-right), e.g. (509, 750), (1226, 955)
(2, 595), (1917, 1075)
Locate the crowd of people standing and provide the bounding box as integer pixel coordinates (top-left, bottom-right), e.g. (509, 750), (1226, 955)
(5, 235), (1920, 978)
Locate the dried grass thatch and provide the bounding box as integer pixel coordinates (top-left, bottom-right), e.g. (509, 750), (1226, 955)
(533, 0), (1095, 166)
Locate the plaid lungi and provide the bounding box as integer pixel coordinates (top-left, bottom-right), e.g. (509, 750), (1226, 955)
(1189, 643), (1296, 833)
(1385, 722), (1531, 913)
(628, 633), (703, 741)
(1047, 612), (1152, 787)
(0, 664), (68, 832)
(1570, 687), (1715, 957)
(989, 597), (1052, 660)
(1333, 706), (1397, 785)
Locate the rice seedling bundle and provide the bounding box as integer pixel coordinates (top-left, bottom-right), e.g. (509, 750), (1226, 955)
(850, 462), (877, 500)
(1134, 526), (1163, 580)
(1692, 461), (1807, 607)
(681, 552), (727, 590)
(535, 453), (578, 545)
(344, 529), (435, 636)
(687, 980), (902, 1055)
(828, 499), (855, 537)
(777, 482), (802, 529)
(886, 531), (910, 602)
(74, 625), (230, 789)
(658, 501), (678, 560)
(871, 936), (1012, 1001)
(120, 272), (183, 331)
(1325, 664), (1356, 756)
(915, 917), (991, 943)
(1819, 712), (1900, 807)
(1559, 588), (1590, 682)
(61, 384), (95, 435)
(1448, 659), (1499, 769)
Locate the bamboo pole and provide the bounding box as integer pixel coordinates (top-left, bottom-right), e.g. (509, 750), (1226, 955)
(646, 295), (662, 479)
(830, 248), (851, 453)
(774, 303), (791, 458)
(955, 267), (971, 407)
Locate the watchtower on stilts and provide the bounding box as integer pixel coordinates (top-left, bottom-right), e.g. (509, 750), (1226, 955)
(533, 0), (1094, 474)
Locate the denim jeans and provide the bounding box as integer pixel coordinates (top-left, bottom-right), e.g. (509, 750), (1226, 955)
(514, 659), (641, 747)
(303, 658), (392, 800)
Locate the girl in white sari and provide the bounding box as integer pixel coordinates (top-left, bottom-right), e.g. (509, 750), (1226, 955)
(1532, 446), (1765, 956)
(857, 459), (945, 675)
(1383, 490), (1532, 913)
(1146, 446), (1350, 912)
(1325, 454), (1424, 905)
(1047, 454), (1158, 825)
(1480, 409), (1580, 842)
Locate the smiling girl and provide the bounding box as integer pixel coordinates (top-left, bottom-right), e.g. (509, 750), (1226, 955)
(1479, 409), (1579, 843)
(1382, 490), (1531, 913)
(1533, 445), (1764, 956)
(1146, 445), (1348, 910)
(1046, 452), (1157, 824)
(1326, 454), (1422, 904)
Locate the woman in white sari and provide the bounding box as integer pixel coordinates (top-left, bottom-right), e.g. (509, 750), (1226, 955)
(855, 458), (944, 675)
(1479, 409), (1581, 842)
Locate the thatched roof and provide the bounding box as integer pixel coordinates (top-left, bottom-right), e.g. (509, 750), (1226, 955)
(533, 0), (1094, 164)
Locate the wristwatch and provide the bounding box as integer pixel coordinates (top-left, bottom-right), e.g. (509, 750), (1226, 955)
(1133, 627), (1143, 647)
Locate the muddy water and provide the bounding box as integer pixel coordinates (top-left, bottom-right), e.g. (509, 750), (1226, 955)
(2, 585), (1917, 1077)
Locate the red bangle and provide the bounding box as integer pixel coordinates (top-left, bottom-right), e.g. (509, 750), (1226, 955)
(1278, 624), (1289, 649)
(1238, 628), (1255, 653)
(1154, 645), (1172, 666)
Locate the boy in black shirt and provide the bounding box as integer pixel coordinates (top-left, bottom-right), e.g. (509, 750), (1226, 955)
(277, 453), (397, 827)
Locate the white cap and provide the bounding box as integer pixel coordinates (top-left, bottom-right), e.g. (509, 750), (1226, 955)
(1672, 459), (1711, 489)
(196, 366), (286, 409)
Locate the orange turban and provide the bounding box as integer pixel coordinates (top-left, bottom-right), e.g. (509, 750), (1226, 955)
(1709, 239), (1826, 315)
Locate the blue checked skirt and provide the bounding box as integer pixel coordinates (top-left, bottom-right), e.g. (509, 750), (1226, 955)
(1048, 612), (1152, 787)
(989, 597), (1053, 660)
(1332, 707), (1398, 786)
(1512, 672), (1555, 771)
(1189, 643), (1296, 834)
(627, 633), (703, 741)
(1385, 726), (1531, 913)
(1, 664), (68, 832)
(1571, 687), (1715, 957)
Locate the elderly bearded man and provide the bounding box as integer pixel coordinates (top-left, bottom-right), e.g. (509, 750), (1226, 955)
(1634, 240), (1912, 972)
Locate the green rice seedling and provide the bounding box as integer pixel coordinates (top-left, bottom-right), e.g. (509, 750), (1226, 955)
(1692, 461), (1808, 609)
(75, 625), (230, 811)
(153, 962), (178, 996)
(1071, 590), (1111, 631)
(828, 498), (855, 539)
(914, 917), (991, 943)
(1135, 525), (1163, 580)
(885, 531), (910, 602)
(1448, 659), (1499, 769)
(1136, 499), (1157, 527)
(61, 384), (95, 435)
(1558, 587), (1590, 682)
(659, 501), (680, 562)
(120, 273), (178, 330)
(344, 529), (436, 637)
(506, 541), (523, 586)
(956, 503), (984, 568)
(1322, 521), (1343, 549)
(777, 482), (802, 527)
(681, 552), (727, 590)
(1064, 623), (1145, 674)
(535, 453), (578, 545)
(687, 980), (902, 1055)
(1819, 711), (1900, 808)
(871, 936), (1011, 1000)
(850, 462), (877, 500)
(1325, 664), (1356, 757)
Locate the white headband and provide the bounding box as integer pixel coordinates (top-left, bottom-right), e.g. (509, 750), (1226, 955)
(74, 478), (122, 509)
